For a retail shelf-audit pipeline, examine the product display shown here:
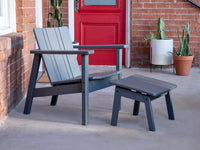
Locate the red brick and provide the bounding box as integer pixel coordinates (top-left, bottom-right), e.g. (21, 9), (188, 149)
(157, 3), (170, 8)
(144, 3), (156, 8)
(16, 1), (35, 7)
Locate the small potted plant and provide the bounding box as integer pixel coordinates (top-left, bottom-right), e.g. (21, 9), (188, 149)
(72, 39), (79, 50)
(172, 22), (193, 76)
(144, 17), (173, 65)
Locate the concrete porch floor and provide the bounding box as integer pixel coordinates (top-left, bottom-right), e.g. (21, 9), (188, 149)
(0, 67), (200, 150)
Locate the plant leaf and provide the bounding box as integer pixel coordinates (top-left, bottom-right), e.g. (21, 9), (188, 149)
(55, 0), (58, 6)
(59, 0), (63, 6)
(47, 21), (51, 27)
(143, 32), (155, 44)
(51, 0), (56, 9)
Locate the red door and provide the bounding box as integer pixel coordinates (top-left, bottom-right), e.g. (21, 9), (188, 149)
(75, 0), (126, 65)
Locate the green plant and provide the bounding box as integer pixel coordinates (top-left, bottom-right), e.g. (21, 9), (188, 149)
(143, 32), (156, 44)
(172, 22), (191, 56)
(72, 38), (77, 44)
(143, 17), (166, 44)
(47, 0), (63, 27)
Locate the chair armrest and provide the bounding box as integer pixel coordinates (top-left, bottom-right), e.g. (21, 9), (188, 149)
(73, 44), (127, 78)
(73, 44), (128, 49)
(30, 49), (94, 55)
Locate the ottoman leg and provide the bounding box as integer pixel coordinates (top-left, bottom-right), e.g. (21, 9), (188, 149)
(111, 87), (121, 126)
(165, 92), (175, 120)
(133, 101), (140, 115)
(145, 97), (155, 131)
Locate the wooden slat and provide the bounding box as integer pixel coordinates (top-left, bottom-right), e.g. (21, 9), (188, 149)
(133, 74), (177, 90)
(54, 28), (71, 79)
(59, 27), (81, 78)
(43, 29), (62, 82)
(89, 70), (121, 80)
(34, 28), (61, 82)
(45, 28), (70, 81)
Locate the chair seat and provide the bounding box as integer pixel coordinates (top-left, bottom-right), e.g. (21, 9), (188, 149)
(52, 70), (121, 86)
(89, 70), (121, 80)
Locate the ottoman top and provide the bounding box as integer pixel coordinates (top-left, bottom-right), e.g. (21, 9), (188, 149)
(110, 75), (177, 97)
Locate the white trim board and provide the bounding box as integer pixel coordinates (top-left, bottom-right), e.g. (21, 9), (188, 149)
(69, 0), (75, 41)
(35, 0), (43, 71)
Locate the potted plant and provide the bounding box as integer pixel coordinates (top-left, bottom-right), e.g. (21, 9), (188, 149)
(144, 17), (173, 65)
(72, 39), (79, 50)
(172, 22), (193, 76)
(47, 0), (63, 27)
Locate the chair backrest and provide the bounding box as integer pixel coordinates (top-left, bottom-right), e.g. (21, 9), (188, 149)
(33, 27), (81, 83)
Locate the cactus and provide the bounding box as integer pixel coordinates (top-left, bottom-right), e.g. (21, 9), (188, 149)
(143, 17), (166, 43)
(175, 22), (190, 56)
(47, 0), (63, 27)
(157, 17), (165, 40)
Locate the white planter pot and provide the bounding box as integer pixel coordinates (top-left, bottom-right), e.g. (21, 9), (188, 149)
(151, 39), (173, 65)
(72, 42), (79, 50)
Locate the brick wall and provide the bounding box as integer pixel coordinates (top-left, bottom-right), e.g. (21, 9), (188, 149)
(42, 0), (69, 28)
(0, 0), (35, 120)
(131, 0), (200, 67)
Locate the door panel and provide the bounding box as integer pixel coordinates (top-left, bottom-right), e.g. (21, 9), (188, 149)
(75, 0), (125, 65)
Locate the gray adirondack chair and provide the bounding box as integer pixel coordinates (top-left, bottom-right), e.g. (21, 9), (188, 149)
(24, 27), (127, 125)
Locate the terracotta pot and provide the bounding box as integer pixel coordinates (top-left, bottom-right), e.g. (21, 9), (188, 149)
(173, 55), (194, 76)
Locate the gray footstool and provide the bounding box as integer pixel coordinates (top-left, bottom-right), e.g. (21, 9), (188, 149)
(110, 74), (177, 131)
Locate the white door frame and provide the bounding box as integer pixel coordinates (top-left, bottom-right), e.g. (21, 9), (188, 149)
(35, 0), (43, 71)
(68, 0), (130, 67)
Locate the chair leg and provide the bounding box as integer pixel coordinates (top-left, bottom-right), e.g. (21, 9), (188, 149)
(133, 100), (140, 115)
(165, 92), (175, 120)
(111, 88), (121, 126)
(144, 97), (155, 131)
(50, 95), (58, 106)
(81, 54), (89, 125)
(82, 92), (89, 125)
(24, 54), (41, 114)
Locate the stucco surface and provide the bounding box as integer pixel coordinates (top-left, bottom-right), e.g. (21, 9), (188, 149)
(0, 67), (200, 150)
